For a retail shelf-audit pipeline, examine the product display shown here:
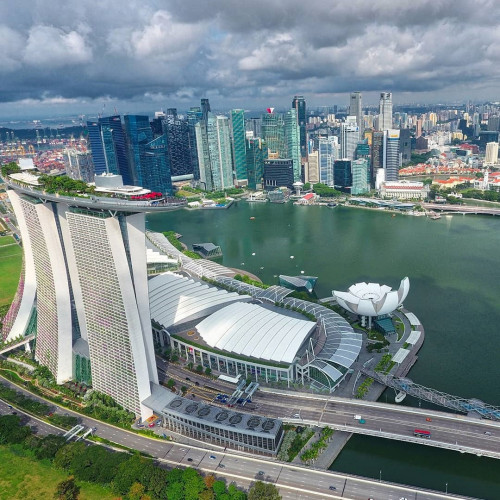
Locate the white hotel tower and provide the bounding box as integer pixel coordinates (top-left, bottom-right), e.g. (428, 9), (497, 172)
(4, 174), (177, 418)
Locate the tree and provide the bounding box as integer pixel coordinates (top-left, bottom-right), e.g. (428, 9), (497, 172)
(204, 474), (216, 489)
(54, 442), (86, 470)
(248, 481), (281, 500)
(0, 414), (32, 444)
(205, 367), (212, 376)
(0, 161), (20, 179)
(166, 378), (176, 389)
(128, 482), (146, 500)
(196, 364), (203, 373)
(228, 484), (246, 500)
(303, 182), (311, 191)
(181, 386), (188, 395)
(54, 476), (80, 500)
(213, 480), (227, 496)
(35, 434), (68, 460)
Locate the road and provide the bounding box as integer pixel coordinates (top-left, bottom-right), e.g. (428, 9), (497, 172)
(158, 359), (500, 459)
(0, 376), (473, 500)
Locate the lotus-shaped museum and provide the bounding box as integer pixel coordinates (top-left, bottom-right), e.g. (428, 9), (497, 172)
(333, 277), (410, 319)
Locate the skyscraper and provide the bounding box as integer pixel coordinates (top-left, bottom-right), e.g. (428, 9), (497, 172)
(485, 142), (499, 165)
(230, 109), (247, 182)
(124, 115), (172, 194)
(292, 95), (307, 159)
(379, 92), (393, 131)
(349, 92), (363, 133)
(201, 98), (211, 122)
(334, 159), (352, 192)
(284, 109), (302, 182)
(261, 109), (301, 182)
(87, 116), (131, 184)
(6, 183), (160, 419)
(65, 149), (94, 183)
(163, 109), (192, 177)
(187, 107), (203, 180)
(371, 131), (384, 185)
(384, 130), (401, 182)
(351, 158), (369, 195)
(340, 116), (360, 160)
(318, 136), (339, 186)
(246, 137), (267, 190)
(195, 113), (233, 191)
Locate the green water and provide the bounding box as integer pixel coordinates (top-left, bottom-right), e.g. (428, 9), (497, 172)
(147, 203), (500, 499)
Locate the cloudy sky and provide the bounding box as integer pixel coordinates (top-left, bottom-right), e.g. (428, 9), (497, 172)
(0, 0), (499, 118)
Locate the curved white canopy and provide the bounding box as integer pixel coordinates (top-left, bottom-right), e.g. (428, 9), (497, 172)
(196, 302), (316, 364)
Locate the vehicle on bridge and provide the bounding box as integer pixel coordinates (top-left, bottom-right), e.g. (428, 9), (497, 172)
(414, 429), (431, 439)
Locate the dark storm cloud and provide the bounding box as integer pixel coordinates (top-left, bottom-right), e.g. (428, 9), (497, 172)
(0, 0), (499, 111)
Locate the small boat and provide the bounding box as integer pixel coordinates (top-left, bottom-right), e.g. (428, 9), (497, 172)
(290, 256), (295, 259)
(392, 214), (396, 217)
(395, 391), (407, 403)
(252, 252), (256, 256)
(250, 217), (255, 220)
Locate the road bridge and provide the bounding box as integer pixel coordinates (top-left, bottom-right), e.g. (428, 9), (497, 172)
(422, 203), (500, 216)
(0, 377), (476, 500)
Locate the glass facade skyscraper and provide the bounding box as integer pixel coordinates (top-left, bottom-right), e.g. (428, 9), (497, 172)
(87, 115), (131, 184)
(292, 95), (307, 159)
(163, 109), (192, 177)
(334, 159), (352, 192)
(230, 109), (247, 182)
(351, 158), (369, 195)
(124, 115), (172, 194)
(195, 112), (233, 191)
(261, 109), (301, 182)
(246, 137), (267, 190)
(318, 136), (339, 187)
(379, 92), (393, 131)
(384, 130), (400, 182)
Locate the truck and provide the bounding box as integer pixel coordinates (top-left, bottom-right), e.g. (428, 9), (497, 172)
(354, 415), (366, 424)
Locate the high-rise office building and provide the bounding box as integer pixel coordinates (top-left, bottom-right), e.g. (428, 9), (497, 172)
(65, 149), (94, 183)
(230, 110), (247, 182)
(340, 116), (360, 160)
(246, 137), (267, 190)
(485, 142), (499, 165)
(351, 158), (369, 195)
(284, 109), (302, 182)
(333, 159), (352, 192)
(261, 109), (301, 182)
(349, 92), (363, 133)
(163, 109), (192, 177)
(399, 129), (412, 165)
(196, 113), (233, 191)
(124, 115), (153, 185)
(379, 92), (393, 131)
(318, 136), (339, 186)
(87, 116), (132, 184)
(384, 130), (401, 182)
(292, 95), (307, 159)
(371, 131), (384, 185)
(263, 159), (294, 190)
(306, 150), (319, 185)
(187, 107), (203, 180)
(6, 183), (160, 419)
(124, 115), (172, 194)
(201, 98), (211, 122)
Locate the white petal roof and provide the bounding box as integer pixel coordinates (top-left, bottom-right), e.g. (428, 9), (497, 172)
(333, 277), (410, 317)
(149, 272), (251, 327)
(196, 302), (316, 364)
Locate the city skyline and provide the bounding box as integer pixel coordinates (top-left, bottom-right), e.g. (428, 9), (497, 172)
(0, 0), (499, 118)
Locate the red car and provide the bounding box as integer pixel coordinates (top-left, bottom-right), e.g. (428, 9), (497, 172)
(148, 422), (155, 428)
(426, 417), (432, 422)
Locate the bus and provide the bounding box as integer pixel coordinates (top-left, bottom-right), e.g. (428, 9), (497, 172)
(414, 429), (431, 439)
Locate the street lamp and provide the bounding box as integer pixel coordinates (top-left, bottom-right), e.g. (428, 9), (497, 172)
(379, 470), (382, 482)
(446, 482), (448, 494)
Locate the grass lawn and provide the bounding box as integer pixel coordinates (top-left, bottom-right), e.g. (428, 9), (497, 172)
(0, 236), (22, 307)
(0, 445), (117, 500)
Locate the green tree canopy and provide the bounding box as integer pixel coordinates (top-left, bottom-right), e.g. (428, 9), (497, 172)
(54, 476), (80, 500)
(248, 481), (281, 500)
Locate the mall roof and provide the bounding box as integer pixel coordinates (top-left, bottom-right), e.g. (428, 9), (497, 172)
(149, 272), (251, 328)
(196, 302), (316, 364)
